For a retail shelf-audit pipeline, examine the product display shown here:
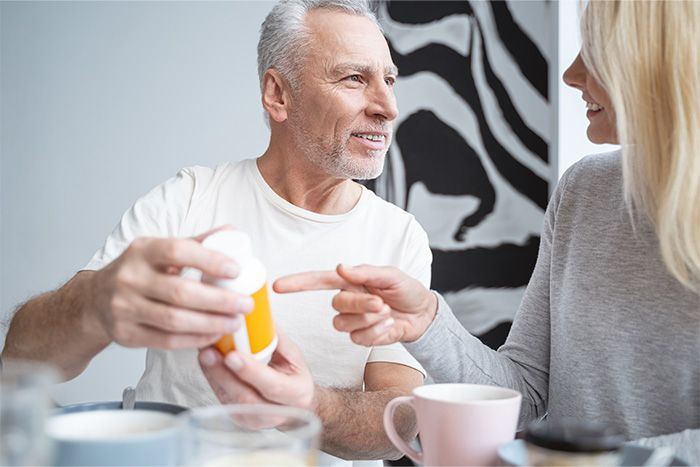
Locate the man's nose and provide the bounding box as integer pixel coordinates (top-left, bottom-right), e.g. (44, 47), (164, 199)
(366, 81), (398, 121)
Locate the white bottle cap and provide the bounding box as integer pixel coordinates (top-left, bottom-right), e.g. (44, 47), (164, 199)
(202, 230), (253, 263)
(201, 230), (265, 295)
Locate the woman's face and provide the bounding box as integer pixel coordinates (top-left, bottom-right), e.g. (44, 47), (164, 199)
(563, 53), (619, 144)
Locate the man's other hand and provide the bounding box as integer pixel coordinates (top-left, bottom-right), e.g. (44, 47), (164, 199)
(198, 333), (315, 412)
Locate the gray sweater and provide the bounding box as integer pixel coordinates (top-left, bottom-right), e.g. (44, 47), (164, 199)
(405, 151), (700, 441)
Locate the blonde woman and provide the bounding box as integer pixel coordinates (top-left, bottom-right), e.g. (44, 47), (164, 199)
(274, 0), (700, 442)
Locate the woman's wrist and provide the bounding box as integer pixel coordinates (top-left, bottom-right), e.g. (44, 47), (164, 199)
(410, 289), (439, 341)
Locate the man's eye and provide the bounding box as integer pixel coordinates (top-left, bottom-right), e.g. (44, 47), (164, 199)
(385, 77), (396, 87)
(345, 75), (362, 83)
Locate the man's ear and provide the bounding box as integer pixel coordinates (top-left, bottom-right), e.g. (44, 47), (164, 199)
(262, 69), (292, 123)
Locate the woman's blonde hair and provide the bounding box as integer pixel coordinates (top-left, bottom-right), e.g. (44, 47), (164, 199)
(581, 0), (700, 293)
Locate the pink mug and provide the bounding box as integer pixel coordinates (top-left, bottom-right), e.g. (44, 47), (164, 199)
(384, 384), (521, 466)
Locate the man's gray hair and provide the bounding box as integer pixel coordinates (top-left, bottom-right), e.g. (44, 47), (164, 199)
(257, 0), (381, 93)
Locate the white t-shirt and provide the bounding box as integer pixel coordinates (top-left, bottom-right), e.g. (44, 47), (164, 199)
(85, 159), (431, 464)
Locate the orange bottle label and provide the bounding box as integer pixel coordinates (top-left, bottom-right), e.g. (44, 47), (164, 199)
(215, 284), (275, 355)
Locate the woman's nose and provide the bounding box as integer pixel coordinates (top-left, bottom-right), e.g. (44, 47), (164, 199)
(563, 52), (586, 91)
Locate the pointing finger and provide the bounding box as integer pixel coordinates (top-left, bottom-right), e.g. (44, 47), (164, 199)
(273, 270), (354, 293)
(336, 264), (402, 290)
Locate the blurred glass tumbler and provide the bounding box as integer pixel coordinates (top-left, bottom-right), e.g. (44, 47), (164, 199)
(0, 359), (58, 466)
(183, 404), (321, 466)
(524, 417), (624, 466)
(201, 230), (277, 362)
(384, 383), (522, 466)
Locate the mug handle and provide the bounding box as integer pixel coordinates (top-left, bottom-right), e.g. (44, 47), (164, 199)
(383, 396), (423, 465)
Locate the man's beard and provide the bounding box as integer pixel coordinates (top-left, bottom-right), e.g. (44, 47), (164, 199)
(292, 125), (388, 180)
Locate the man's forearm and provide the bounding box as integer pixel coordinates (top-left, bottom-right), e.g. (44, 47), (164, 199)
(313, 386), (417, 460)
(1, 271), (111, 380)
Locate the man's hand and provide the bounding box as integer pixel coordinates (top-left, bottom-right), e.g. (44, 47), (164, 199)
(198, 333), (421, 460)
(198, 332), (315, 411)
(273, 264), (438, 346)
(86, 227), (254, 350)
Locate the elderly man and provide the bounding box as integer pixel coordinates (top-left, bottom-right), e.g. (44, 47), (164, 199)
(2, 0), (428, 463)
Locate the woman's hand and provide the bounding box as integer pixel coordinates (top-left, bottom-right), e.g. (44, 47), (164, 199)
(273, 264), (438, 346)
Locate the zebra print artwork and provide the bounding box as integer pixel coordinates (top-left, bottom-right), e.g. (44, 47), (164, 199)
(369, 1), (553, 349)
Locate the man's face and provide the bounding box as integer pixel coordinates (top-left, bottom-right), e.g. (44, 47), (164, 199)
(287, 10), (399, 180)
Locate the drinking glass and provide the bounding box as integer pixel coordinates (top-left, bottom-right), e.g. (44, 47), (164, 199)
(183, 404), (321, 466)
(1, 359), (59, 466)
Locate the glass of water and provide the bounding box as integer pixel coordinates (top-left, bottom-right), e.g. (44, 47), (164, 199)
(1, 359), (59, 466)
(183, 404), (321, 466)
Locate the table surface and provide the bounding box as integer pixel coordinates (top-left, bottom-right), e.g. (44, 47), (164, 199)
(631, 428), (700, 466)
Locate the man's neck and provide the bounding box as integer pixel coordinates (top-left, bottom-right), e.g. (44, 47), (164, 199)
(256, 149), (362, 215)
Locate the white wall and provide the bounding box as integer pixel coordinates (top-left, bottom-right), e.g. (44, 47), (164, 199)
(1, 1), (274, 404)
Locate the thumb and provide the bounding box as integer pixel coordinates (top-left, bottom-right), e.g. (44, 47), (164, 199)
(336, 264), (402, 290)
(223, 351), (276, 387)
(271, 332), (309, 371)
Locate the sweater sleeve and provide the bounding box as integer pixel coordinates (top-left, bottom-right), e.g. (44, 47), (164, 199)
(404, 165), (575, 429)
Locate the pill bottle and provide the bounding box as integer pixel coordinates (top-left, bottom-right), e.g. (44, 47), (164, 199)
(201, 230), (277, 363)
